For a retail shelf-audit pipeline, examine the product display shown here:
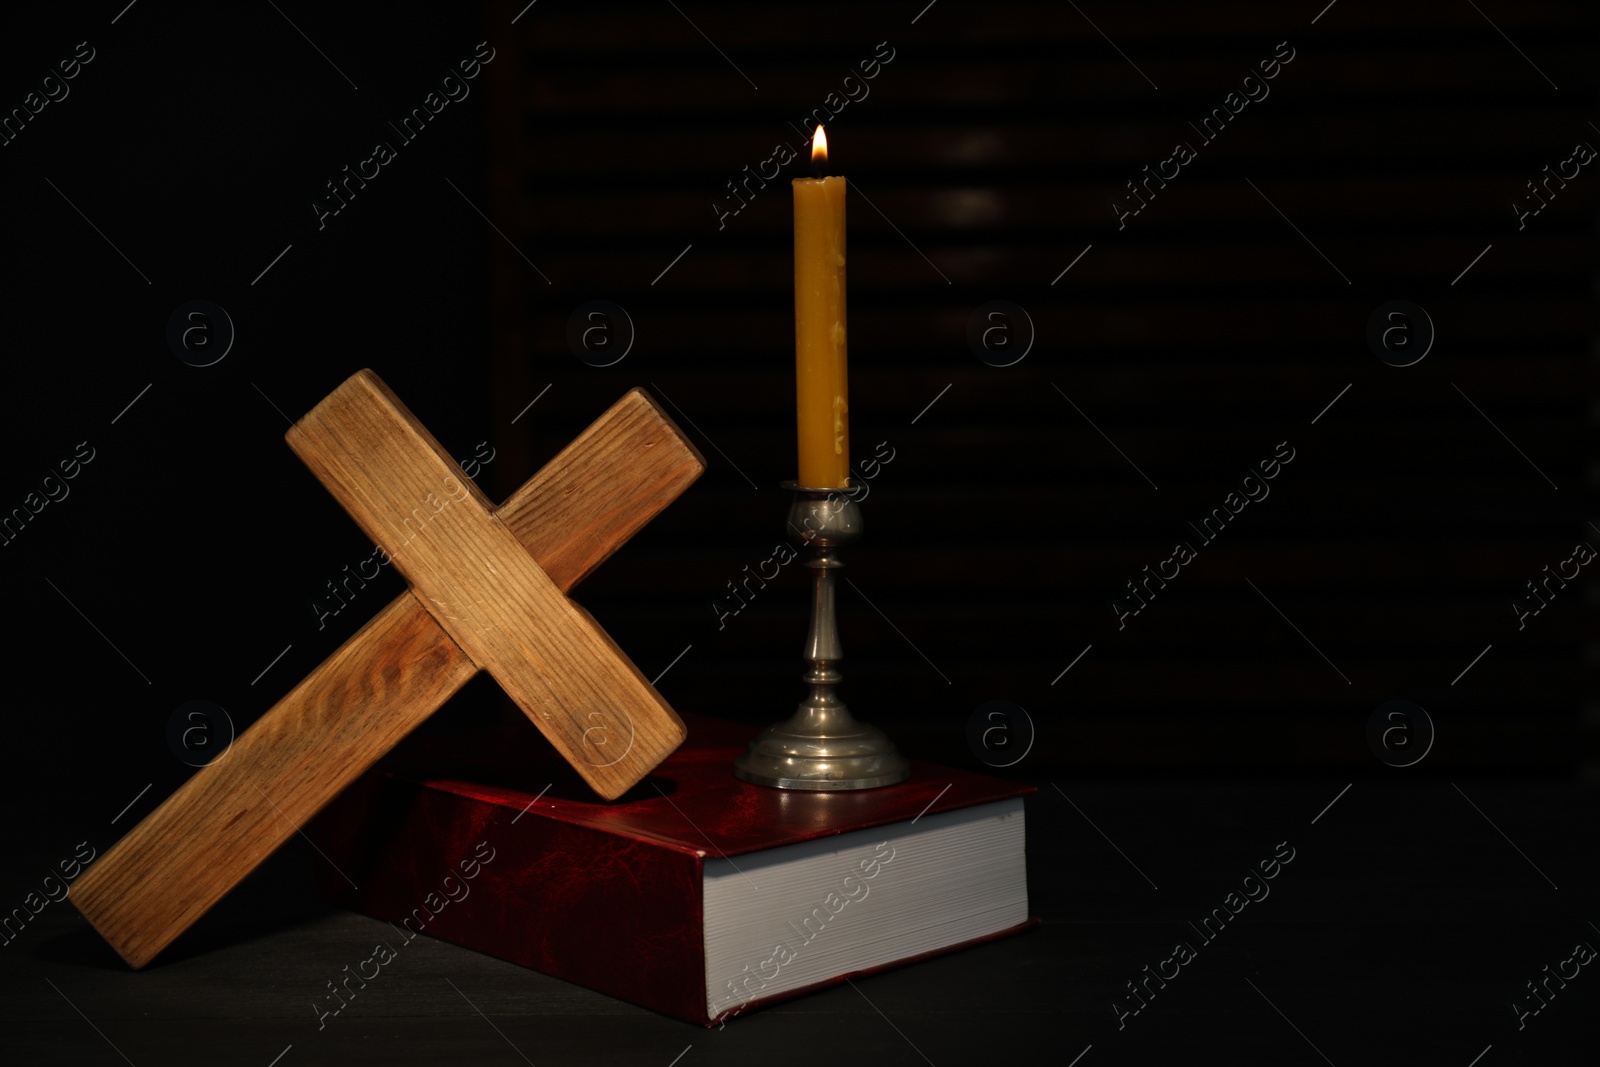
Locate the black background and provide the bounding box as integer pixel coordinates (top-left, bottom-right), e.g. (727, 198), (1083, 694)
(1, 1), (1595, 1063)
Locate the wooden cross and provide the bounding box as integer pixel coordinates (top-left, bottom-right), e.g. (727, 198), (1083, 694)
(72, 369), (704, 968)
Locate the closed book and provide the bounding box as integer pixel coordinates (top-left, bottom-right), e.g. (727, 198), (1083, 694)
(308, 713), (1035, 1026)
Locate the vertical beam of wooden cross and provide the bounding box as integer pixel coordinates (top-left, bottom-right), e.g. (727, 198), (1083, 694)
(72, 371), (705, 968)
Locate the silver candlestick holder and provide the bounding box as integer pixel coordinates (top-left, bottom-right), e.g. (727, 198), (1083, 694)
(733, 480), (911, 790)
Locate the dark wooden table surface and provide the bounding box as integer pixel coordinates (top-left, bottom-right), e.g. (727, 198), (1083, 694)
(3, 777), (1592, 1065)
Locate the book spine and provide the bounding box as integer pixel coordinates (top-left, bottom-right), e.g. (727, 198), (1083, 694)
(309, 772), (711, 1024)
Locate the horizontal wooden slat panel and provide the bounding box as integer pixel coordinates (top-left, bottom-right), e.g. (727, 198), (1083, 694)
(484, 0), (1595, 773)
(507, 1), (1585, 51)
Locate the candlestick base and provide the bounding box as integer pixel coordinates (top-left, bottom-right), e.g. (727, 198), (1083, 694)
(732, 481), (910, 791)
(734, 712), (909, 790)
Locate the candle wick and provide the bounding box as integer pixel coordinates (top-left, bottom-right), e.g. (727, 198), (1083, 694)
(812, 159), (826, 179)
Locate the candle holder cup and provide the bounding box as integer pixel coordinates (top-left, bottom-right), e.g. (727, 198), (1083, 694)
(732, 480), (911, 790)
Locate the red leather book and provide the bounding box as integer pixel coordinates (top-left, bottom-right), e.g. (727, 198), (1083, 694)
(308, 713), (1035, 1026)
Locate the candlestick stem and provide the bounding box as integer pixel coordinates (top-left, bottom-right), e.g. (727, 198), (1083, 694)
(733, 482), (910, 790)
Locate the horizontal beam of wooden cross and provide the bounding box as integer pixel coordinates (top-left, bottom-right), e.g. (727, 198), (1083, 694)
(72, 373), (704, 968)
(292, 371), (698, 794)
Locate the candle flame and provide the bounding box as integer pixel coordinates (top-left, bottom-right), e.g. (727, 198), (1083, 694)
(811, 125), (828, 174)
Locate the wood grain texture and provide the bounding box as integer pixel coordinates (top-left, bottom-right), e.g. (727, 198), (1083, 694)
(286, 370), (687, 801)
(72, 375), (704, 968)
(499, 387), (705, 590)
(71, 594), (477, 969)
